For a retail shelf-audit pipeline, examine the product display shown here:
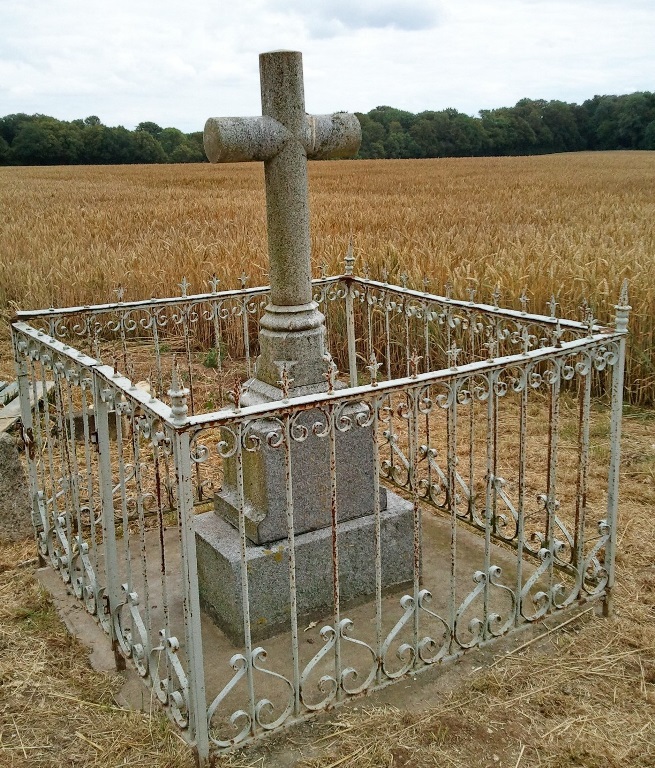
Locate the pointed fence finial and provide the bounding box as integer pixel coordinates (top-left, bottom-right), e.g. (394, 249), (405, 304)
(320, 262), (328, 279)
(168, 360), (189, 425)
(492, 284), (501, 310)
(547, 294), (559, 319)
(114, 285), (125, 303)
(366, 354), (382, 386)
(483, 337), (498, 361)
(467, 286), (477, 305)
(228, 379), (242, 413)
(239, 272), (248, 289)
(519, 288), (529, 315)
(209, 275), (220, 294)
(344, 239), (355, 275)
(584, 305), (598, 338)
(178, 277), (190, 298)
(447, 342), (461, 370)
(409, 349), (422, 378)
(551, 319), (563, 348)
(275, 361), (295, 401)
(444, 280), (452, 300)
(323, 353), (338, 394)
(148, 368), (156, 402)
(615, 278), (631, 333)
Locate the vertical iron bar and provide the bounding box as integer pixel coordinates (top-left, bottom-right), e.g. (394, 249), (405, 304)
(423, 305), (431, 373)
(447, 380), (458, 652)
(14, 343), (40, 534)
(241, 295), (252, 378)
(133, 413), (152, 642)
(114, 403), (133, 594)
(212, 301), (223, 373)
(384, 302), (392, 381)
(483, 371), (495, 641)
(94, 378), (125, 667)
(329, 405), (342, 699)
(235, 422), (256, 731)
(31, 358), (47, 497)
(283, 416), (301, 715)
(573, 368), (592, 577)
(80, 377), (99, 585)
(345, 282), (358, 387)
(604, 334), (627, 616)
(546, 362), (561, 608)
(404, 300), (411, 378)
(153, 431), (171, 688)
(515, 379), (528, 627)
(152, 315), (164, 400)
(408, 387), (421, 662)
(372, 397), (383, 685)
(173, 428), (210, 764)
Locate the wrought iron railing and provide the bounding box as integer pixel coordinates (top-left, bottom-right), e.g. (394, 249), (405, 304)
(11, 270), (629, 764)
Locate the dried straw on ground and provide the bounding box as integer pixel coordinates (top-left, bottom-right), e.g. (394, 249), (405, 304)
(1, 407), (653, 767)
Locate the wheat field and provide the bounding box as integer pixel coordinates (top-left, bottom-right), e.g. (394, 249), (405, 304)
(1, 152), (653, 401)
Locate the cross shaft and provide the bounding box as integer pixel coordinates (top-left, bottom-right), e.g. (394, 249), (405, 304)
(204, 51), (360, 400)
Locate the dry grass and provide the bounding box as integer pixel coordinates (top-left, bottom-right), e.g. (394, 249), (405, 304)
(0, 152), (654, 401)
(0, 542), (193, 767)
(0, 406), (653, 767)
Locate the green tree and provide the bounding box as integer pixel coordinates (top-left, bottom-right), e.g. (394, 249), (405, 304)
(169, 139), (206, 163)
(131, 130), (167, 163)
(158, 127), (185, 157)
(6, 117), (84, 165)
(542, 101), (584, 152)
(0, 113), (41, 145)
(136, 121), (163, 138)
(0, 135), (9, 164)
(643, 120), (655, 150)
(480, 108), (537, 155)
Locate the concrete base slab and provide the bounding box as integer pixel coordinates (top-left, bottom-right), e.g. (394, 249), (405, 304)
(197, 491), (414, 644)
(36, 566), (118, 675)
(34, 502), (567, 761)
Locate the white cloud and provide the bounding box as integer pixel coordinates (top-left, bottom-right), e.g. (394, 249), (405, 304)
(269, 0), (441, 37)
(0, 0), (652, 131)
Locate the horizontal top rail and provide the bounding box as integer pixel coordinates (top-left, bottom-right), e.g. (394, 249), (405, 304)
(184, 329), (623, 430)
(11, 277), (338, 322)
(13, 274), (605, 334)
(349, 277), (606, 333)
(12, 318), (622, 434)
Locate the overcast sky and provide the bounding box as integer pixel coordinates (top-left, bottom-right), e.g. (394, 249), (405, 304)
(1, 0), (653, 132)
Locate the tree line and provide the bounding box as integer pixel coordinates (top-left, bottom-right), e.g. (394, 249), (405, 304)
(0, 116), (205, 165)
(356, 92), (655, 158)
(1, 92), (654, 166)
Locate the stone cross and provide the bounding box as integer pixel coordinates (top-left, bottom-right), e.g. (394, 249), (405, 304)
(204, 50), (361, 401)
(197, 52), (413, 644)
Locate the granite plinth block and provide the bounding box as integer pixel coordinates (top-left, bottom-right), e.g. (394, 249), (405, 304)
(195, 491), (414, 645)
(215, 405), (388, 545)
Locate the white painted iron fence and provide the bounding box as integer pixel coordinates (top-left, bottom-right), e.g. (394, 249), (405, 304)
(11, 267), (629, 764)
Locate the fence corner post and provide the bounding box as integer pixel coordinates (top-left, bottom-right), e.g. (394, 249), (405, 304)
(603, 280), (630, 617)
